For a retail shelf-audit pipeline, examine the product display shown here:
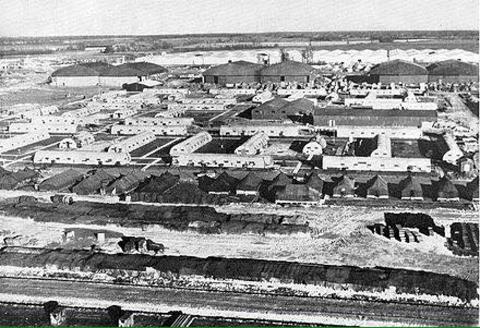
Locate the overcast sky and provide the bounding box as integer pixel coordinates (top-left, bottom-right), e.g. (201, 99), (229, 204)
(0, 0), (478, 37)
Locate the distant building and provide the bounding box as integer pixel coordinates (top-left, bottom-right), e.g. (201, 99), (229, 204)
(313, 108), (437, 128)
(50, 61), (167, 87)
(170, 131), (212, 157)
(234, 132), (269, 156)
(368, 59), (428, 84)
(84, 46), (108, 52)
(0, 132), (50, 154)
(202, 60), (264, 85)
(259, 61), (316, 83)
(252, 97), (314, 120)
(427, 60), (479, 83)
(33, 150), (131, 166)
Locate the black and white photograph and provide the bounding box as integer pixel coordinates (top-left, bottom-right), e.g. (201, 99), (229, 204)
(0, 0), (478, 326)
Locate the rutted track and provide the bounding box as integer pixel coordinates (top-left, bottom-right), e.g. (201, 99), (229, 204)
(0, 277), (477, 326)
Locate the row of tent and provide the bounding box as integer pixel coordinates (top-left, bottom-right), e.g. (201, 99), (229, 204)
(138, 48), (479, 66)
(4, 167), (479, 204)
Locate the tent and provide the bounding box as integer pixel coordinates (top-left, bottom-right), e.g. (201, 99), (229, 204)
(435, 177), (459, 201)
(207, 172), (239, 195)
(332, 175), (356, 198)
(236, 172), (263, 196)
(466, 177), (479, 202)
(38, 169), (84, 192)
(72, 170), (117, 195)
(366, 175), (389, 199)
(305, 172), (324, 194)
(131, 172), (179, 202)
(105, 171), (150, 196)
(399, 175), (423, 200)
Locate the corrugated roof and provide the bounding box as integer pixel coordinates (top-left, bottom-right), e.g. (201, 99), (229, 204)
(369, 59), (428, 76)
(260, 61), (315, 76)
(427, 60), (479, 76)
(203, 60), (264, 76)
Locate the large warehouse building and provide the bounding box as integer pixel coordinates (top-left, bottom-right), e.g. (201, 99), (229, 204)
(259, 61), (316, 83)
(202, 60), (264, 85)
(427, 60), (479, 83)
(368, 59), (428, 84)
(51, 61), (167, 87)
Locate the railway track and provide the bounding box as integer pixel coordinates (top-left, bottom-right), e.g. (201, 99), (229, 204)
(0, 277), (477, 326)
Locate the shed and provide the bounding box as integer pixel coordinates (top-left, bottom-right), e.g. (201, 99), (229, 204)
(332, 175), (356, 198)
(427, 60), (479, 83)
(236, 172), (263, 195)
(260, 61), (316, 83)
(38, 169), (84, 191)
(366, 175), (389, 199)
(369, 59), (428, 84)
(203, 60), (264, 85)
(398, 175), (423, 200)
(435, 177), (459, 201)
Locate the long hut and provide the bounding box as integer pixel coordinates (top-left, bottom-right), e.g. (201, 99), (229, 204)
(435, 177), (460, 202)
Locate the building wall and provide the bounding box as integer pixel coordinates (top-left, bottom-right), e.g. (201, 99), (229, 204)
(111, 124), (188, 136)
(204, 75), (260, 85)
(375, 75), (428, 84)
(52, 76), (100, 87)
(99, 76), (142, 88)
(314, 113), (434, 127)
(220, 124), (309, 137)
(172, 153), (274, 169)
(322, 155), (431, 172)
(9, 123), (78, 134)
(125, 117), (194, 126)
(33, 150), (131, 166)
(336, 126), (423, 139)
(427, 75), (479, 83)
(260, 75), (311, 83)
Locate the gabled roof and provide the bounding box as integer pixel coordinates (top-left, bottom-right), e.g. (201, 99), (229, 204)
(105, 171), (150, 195)
(52, 61), (166, 77)
(436, 177), (459, 199)
(72, 170), (116, 195)
(237, 171), (263, 191)
(126, 62), (167, 75)
(369, 59), (428, 76)
(427, 60), (479, 76)
(399, 175), (423, 198)
(260, 61), (316, 76)
(366, 175), (389, 197)
(279, 98), (315, 115)
(203, 60), (264, 76)
(102, 64), (144, 77)
(254, 97), (290, 112)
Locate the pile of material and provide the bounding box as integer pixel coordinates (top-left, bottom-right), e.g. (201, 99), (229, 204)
(0, 246), (476, 302)
(447, 223), (479, 257)
(368, 213), (445, 243)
